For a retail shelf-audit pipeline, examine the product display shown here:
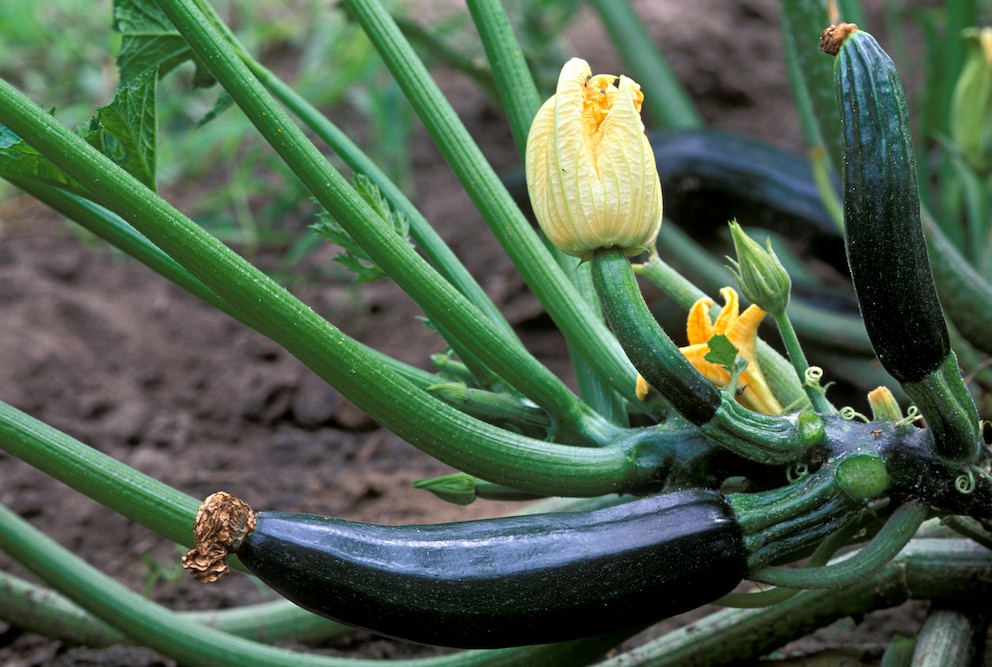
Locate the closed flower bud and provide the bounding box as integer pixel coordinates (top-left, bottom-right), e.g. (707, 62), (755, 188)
(525, 58), (663, 260)
(727, 220), (791, 315)
(951, 27), (992, 174)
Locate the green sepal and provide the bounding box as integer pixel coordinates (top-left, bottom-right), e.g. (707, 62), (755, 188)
(413, 472), (477, 506)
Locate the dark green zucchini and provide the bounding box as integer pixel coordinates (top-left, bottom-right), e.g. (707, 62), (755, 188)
(828, 25), (948, 382)
(827, 24), (982, 464)
(185, 490), (745, 649)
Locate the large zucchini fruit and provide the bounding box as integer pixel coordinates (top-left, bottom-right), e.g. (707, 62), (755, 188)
(183, 490), (746, 648)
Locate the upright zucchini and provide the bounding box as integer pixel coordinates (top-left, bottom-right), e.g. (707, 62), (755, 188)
(824, 24), (981, 463)
(183, 490), (746, 648)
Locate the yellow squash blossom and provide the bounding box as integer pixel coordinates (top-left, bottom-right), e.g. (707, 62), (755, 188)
(678, 287), (782, 415)
(525, 58), (662, 260)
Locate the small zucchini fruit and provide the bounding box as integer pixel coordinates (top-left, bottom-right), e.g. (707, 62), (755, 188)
(825, 23), (947, 382)
(824, 23), (981, 464)
(183, 490), (746, 648)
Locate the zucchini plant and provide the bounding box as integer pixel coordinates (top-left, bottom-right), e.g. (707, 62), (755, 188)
(1, 0), (992, 665)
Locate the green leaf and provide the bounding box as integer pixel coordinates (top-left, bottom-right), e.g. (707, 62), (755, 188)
(113, 0), (212, 85)
(0, 122), (88, 197)
(311, 174), (413, 282)
(83, 69), (158, 191)
(704, 334), (739, 372)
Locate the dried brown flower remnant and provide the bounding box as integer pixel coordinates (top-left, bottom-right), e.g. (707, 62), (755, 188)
(181, 491), (256, 583)
(820, 23), (859, 56)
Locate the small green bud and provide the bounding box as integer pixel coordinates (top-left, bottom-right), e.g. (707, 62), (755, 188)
(727, 220), (792, 314)
(950, 28), (992, 174)
(413, 472), (477, 506)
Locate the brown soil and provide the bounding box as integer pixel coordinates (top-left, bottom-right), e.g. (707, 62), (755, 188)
(0, 2), (927, 665)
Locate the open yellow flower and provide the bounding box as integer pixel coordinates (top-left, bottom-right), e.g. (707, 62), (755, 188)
(678, 287), (782, 415)
(525, 58), (662, 260)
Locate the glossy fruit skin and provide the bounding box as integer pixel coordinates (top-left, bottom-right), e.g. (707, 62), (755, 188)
(835, 30), (949, 382)
(235, 489), (746, 648)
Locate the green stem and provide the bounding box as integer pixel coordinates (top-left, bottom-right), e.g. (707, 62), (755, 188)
(750, 500), (928, 588)
(4, 181), (516, 421)
(342, 0), (645, 408)
(592, 251), (720, 424)
(771, 310), (834, 413)
(0, 500), (633, 667)
(464, 0), (541, 155)
(715, 516), (864, 608)
(0, 570), (350, 647)
(1, 67), (656, 493)
(900, 353), (982, 465)
(587, 0), (702, 129)
(924, 208), (992, 358)
(239, 48), (516, 342)
(0, 401), (199, 547)
(592, 248), (818, 464)
(911, 607), (984, 667)
(777, 0), (844, 174)
(152, 0), (614, 444)
(732, 464), (862, 569)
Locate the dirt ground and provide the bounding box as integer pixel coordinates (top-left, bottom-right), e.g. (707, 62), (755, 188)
(0, 1), (929, 665)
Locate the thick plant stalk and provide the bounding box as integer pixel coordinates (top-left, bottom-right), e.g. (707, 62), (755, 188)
(0, 73), (669, 495)
(152, 0), (626, 444)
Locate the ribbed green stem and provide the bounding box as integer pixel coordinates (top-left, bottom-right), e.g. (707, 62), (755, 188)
(587, 0), (702, 129)
(732, 465), (858, 569)
(151, 0), (615, 444)
(239, 50), (515, 342)
(342, 0), (644, 408)
(901, 353), (982, 465)
(0, 401), (199, 546)
(592, 251), (721, 424)
(464, 0), (541, 155)
(592, 248), (814, 464)
(0, 500), (633, 667)
(750, 500), (928, 587)
(1, 67), (657, 493)
(911, 607), (984, 667)
(0, 570), (349, 647)
(777, 0), (843, 174)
